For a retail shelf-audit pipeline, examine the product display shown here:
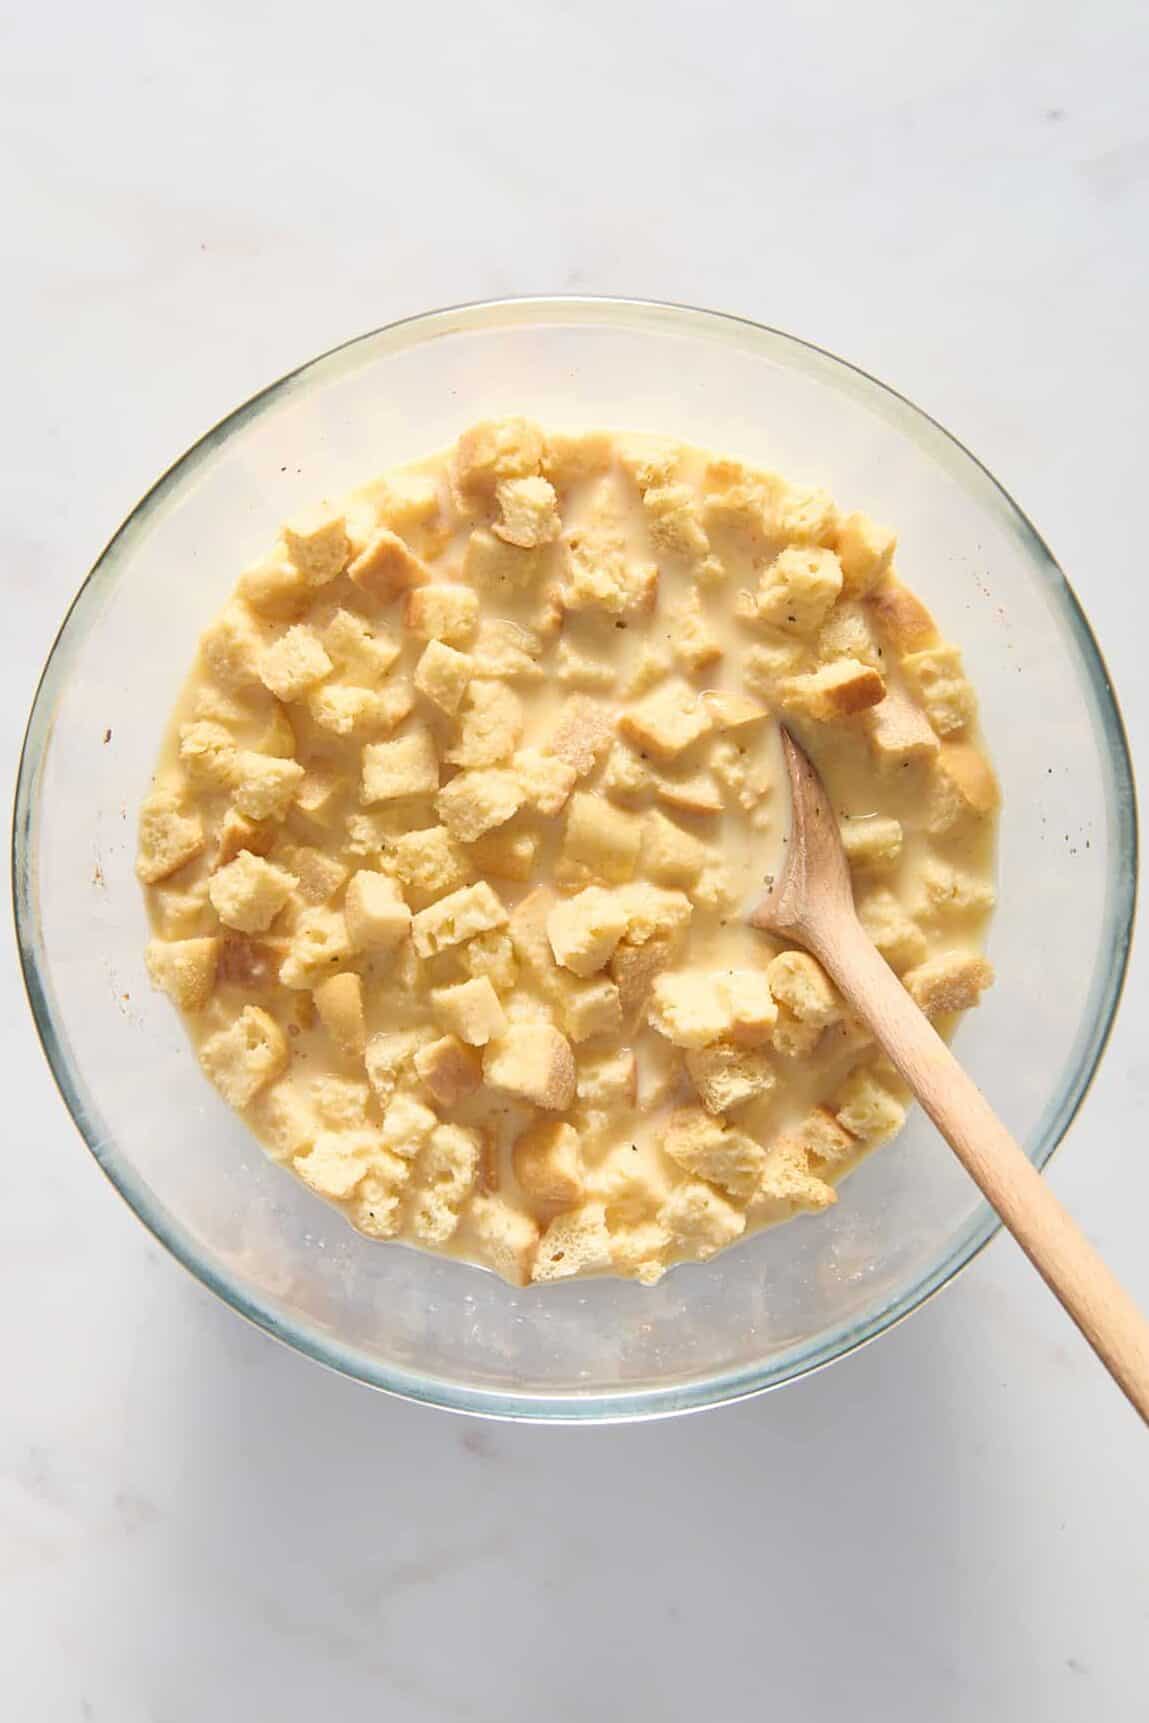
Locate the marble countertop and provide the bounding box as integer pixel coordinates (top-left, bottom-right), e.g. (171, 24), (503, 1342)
(3, 2), (1147, 1717)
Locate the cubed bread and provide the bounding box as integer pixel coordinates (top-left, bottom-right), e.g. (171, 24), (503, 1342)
(178, 720), (238, 790)
(431, 976), (507, 1045)
(685, 1042), (775, 1115)
(668, 585), (723, 674)
(532, 1201), (613, 1282)
(313, 971), (366, 1056)
(379, 1091), (439, 1159)
(361, 727), (440, 803)
(462, 528), (547, 596)
(902, 645), (976, 736)
(756, 546), (843, 633)
(463, 931), (518, 994)
(557, 976), (623, 1043)
(858, 890), (928, 973)
(751, 1137), (836, 1215)
(466, 827), (538, 882)
(137, 790), (205, 883)
(294, 768), (343, 828)
(238, 554), (311, 619)
(543, 429), (615, 488)
(514, 1119), (584, 1204)
(218, 809), (276, 868)
(600, 742), (656, 806)
(469, 1193), (540, 1286)
(446, 680), (523, 768)
(577, 1049), (637, 1107)
(347, 527), (431, 602)
(278, 908), (352, 988)
(414, 640), (473, 715)
(610, 1222), (670, 1284)
(816, 600), (884, 669)
(405, 582), (480, 646)
(616, 882), (693, 946)
(230, 752), (305, 821)
(408, 1123), (482, 1243)
(618, 678), (713, 761)
(453, 417), (544, 500)
(865, 687), (940, 767)
(658, 1181), (745, 1261)
(513, 746), (578, 815)
(389, 826), (473, 906)
(344, 870), (412, 952)
(145, 936), (220, 1011)
(413, 1036), (483, 1108)
(648, 969), (777, 1049)
(558, 793), (643, 886)
(547, 887), (629, 977)
(927, 743), (1000, 834)
(903, 951), (995, 1015)
(610, 935), (678, 1020)
(293, 1131), (380, 1201)
(546, 697), (616, 777)
(643, 483), (711, 561)
(702, 690), (769, 732)
(653, 769), (724, 816)
(766, 951), (842, 1027)
(320, 609), (403, 684)
(742, 634), (810, 701)
(483, 1023), (576, 1110)
(258, 625), (332, 701)
(493, 476), (561, 547)
(307, 679), (412, 737)
(867, 577), (939, 656)
(918, 858), (997, 918)
(641, 810), (710, 887)
(364, 1029), (426, 1105)
(208, 849), (297, 933)
(200, 1005), (288, 1108)
(792, 1106), (856, 1170)
(554, 640), (617, 691)
(436, 769), (524, 841)
(835, 512), (897, 596)
(410, 881), (507, 957)
(276, 844), (346, 906)
(199, 602), (269, 690)
(562, 528), (658, 616)
(783, 658), (886, 720)
(662, 1108), (767, 1201)
(281, 510), (350, 584)
(833, 1068), (907, 1143)
(840, 815), (904, 870)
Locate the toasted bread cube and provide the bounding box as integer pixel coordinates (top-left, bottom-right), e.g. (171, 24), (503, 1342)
(137, 791), (205, 883)
(409, 1122), (482, 1243)
(344, 870), (411, 952)
(703, 690), (769, 732)
(742, 633), (810, 702)
(389, 826), (473, 906)
(363, 1029), (427, 1105)
(785, 658), (886, 720)
(152, 881), (214, 940)
(835, 512), (897, 596)
(414, 640), (473, 715)
(643, 483), (711, 561)
(377, 471), (440, 531)
(453, 417), (544, 500)
(770, 1008), (823, 1058)
(617, 882), (693, 946)
(610, 935), (678, 1020)
(685, 1042), (775, 1115)
(546, 697), (616, 778)
(532, 1201), (613, 1282)
(508, 886), (561, 983)
(238, 553), (311, 619)
(470, 1193), (540, 1286)
(361, 727), (439, 803)
(513, 747), (578, 816)
(648, 969), (777, 1049)
(793, 1106), (857, 1170)
(618, 435), (680, 491)
(414, 1036), (482, 1108)
(320, 609), (402, 685)
(904, 951), (995, 1015)
(927, 743), (1000, 834)
(309, 1075), (372, 1129)
(766, 951), (841, 1027)
(178, 720), (238, 791)
(641, 810), (710, 887)
(447, 680), (523, 769)
(257, 625), (332, 702)
(816, 600), (884, 669)
(542, 429), (614, 488)
(281, 510), (350, 584)
(752, 1137), (837, 1215)
(866, 687), (940, 766)
(658, 1181), (745, 1260)
(618, 678), (713, 761)
(208, 849), (296, 933)
(379, 1091), (438, 1159)
(410, 880), (507, 957)
(867, 577), (939, 656)
(463, 930), (518, 994)
(405, 582), (479, 646)
(514, 1119), (584, 1204)
(145, 936), (220, 1011)
(231, 752), (304, 821)
(559, 793), (644, 886)
(562, 530), (659, 616)
(572, 1053), (634, 1113)
(483, 1022), (576, 1110)
(600, 743), (656, 806)
(200, 1005), (287, 1107)
(653, 769), (724, 816)
(667, 585), (722, 674)
(555, 641), (617, 692)
(279, 908), (351, 988)
(307, 680), (398, 737)
(834, 1069), (907, 1143)
(769, 481), (839, 547)
(663, 1108), (767, 1201)
(858, 890), (928, 973)
(199, 602), (268, 690)
(432, 976), (507, 1046)
(756, 546), (843, 633)
(293, 1131), (378, 1201)
(348, 527), (431, 603)
(312, 971), (366, 1056)
(466, 827), (538, 882)
(463, 528), (547, 597)
(902, 645), (976, 736)
(436, 768), (524, 842)
(918, 858), (997, 917)
(609, 1222), (670, 1284)
(546, 887), (629, 977)
(840, 815), (903, 870)
(216, 932), (286, 992)
(251, 1080), (318, 1161)
(559, 976), (623, 1043)
(720, 971), (781, 1043)
(291, 769), (342, 830)
(492, 475), (561, 548)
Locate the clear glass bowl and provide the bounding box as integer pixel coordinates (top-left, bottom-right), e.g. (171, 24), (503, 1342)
(13, 298), (1137, 1421)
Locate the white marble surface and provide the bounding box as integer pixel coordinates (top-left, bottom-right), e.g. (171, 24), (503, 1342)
(3, 2), (1148, 1717)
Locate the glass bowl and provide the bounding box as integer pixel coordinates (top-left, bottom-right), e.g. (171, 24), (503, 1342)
(13, 297), (1137, 1422)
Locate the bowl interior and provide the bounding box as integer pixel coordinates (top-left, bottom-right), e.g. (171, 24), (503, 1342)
(14, 300), (1136, 1419)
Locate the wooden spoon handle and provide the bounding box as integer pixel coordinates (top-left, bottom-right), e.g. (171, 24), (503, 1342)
(811, 912), (1149, 1424)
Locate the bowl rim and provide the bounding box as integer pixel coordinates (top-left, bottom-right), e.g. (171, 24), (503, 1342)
(12, 293), (1139, 1423)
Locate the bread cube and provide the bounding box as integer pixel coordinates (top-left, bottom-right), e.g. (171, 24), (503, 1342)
(483, 1023), (576, 1110)
(405, 582), (479, 646)
(278, 908), (352, 988)
(903, 645), (976, 736)
(658, 1181), (745, 1260)
(769, 481), (839, 547)
(600, 742), (656, 806)
(379, 1091), (438, 1159)
(784, 658), (886, 720)
(257, 625), (332, 702)
(532, 1201), (613, 1282)
(231, 752), (304, 821)
(238, 553), (311, 619)
(463, 930), (518, 994)
(436, 768), (524, 842)
(513, 747), (577, 816)
(344, 870), (411, 952)
(835, 511), (897, 596)
(742, 633), (810, 701)
(269, 845), (343, 908)
(865, 687), (940, 767)
(410, 880), (507, 957)
(833, 1069), (907, 1143)
(446, 680), (523, 769)
(555, 641), (617, 692)
(756, 546), (843, 633)
(364, 1029), (427, 1106)
(751, 1137), (836, 1215)
(769, 1007), (822, 1058)
(413, 1036), (483, 1108)
(313, 971), (366, 1057)
(177, 720), (237, 792)
(653, 769), (724, 816)
(470, 1193), (540, 1286)
(668, 585), (723, 674)
(294, 769), (343, 829)
(137, 791), (205, 883)
(558, 792), (644, 886)
(145, 936), (219, 1011)
(766, 951), (841, 1027)
(492, 475), (561, 548)
(648, 969), (776, 1049)
(685, 1042), (775, 1115)
(546, 696), (616, 777)
(514, 1119), (584, 1204)
(508, 886), (561, 984)
(703, 690), (769, 732)
(904, 951), (995, 1015)
(918, 858), (997, 917)
(293, 1131), (378, 1201)
(618, 678), (713, 761)
(867, 577), (938, 656)
(462, 527), (547, 596)
(466, 827), (538, 882)
(453, 417), (543, 500)
(643, 483), (711, 561)
(641, 811), (710, 887)
(431, 976), (507, 1046)
(816, 600), (884, 669)
(389, 825), (473, 906)
(542, 429), (615, 488)
(858, 890), (928, 973)
(347, 527), (431, 603)
(208, 849), (297, 933)
(200, 1005), (288, 1107)
(361, 727), (439, 803)
(546, 887), (629, 977)
(376, 471), (440, 532)
(281, 510), (350, 584)
(562, 530), (659, 616)
(610, 1222), (670, 1284)
(577, 1050), (637, 1109)
(840, 815), (903, 870)
(926, 743), (1000, 835)
(199, 602), (269, 690)
(618, 435), (680, 492)
(610, 935), (678, 1020)
(408, 1122), (482, 1243)
(152, 881), (215, 940)
(793, 1105), (856, 1170)
(558, 976), (623, 1043)
(617, 882), (693, 946)
(663, 1108), (767, 1201)
(320, 608), (402, 682)
(414, 640), (473, 715)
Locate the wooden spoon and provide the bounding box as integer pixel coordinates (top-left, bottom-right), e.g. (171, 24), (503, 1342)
(751, 727), (1149, 1423)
